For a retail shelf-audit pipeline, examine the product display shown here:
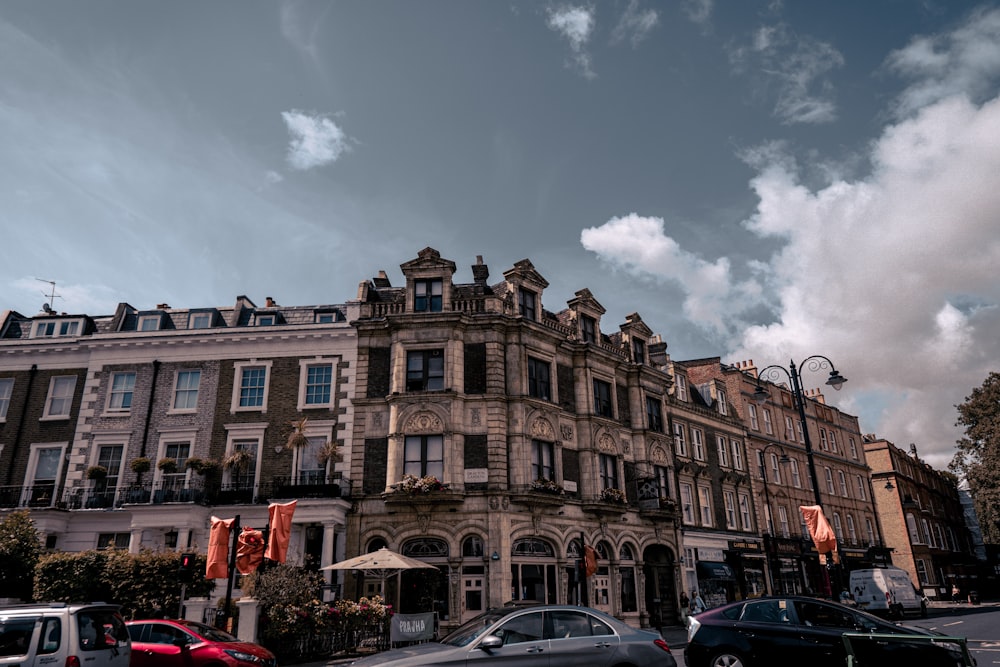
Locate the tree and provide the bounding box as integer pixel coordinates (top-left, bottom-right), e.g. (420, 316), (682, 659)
(0, 511), (42, 601)
(950, 372), (1000, 543)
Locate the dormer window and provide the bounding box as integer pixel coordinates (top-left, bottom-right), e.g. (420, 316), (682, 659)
(189, 312), (212, 329)
(718, 389), (728, 416)
(414, 279), (443, 312)
(632, 338), (646, 364)
(518, 288), (537, 321)
(256, 314), (275, 326)
(314, 310), (341, 323)
(32, 319), (82, 338)
(581, 315), (596, 343)
(675, 374), (688, 402)
(138, 315), (160, 331)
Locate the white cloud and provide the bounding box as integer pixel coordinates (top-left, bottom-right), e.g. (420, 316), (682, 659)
(281, 110), (351, 171)
(886, 6), (1000, 118)
(730, 23), (844, 124)
(611, 0), (659, 46)
(681, 0), (713, 27)
(580, 213), (761, 336)
(546, 5), (596, 79)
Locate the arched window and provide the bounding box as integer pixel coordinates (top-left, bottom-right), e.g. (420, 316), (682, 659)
(366, 537), (387, 552)
(512, 538), (556, 603)
(402, 538), (449, 557)
(619, 544), (635, 561)
(462, 535), (484, 558)
(513, 538), (554, 557)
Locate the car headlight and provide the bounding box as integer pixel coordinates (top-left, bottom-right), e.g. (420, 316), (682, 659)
(687, 616), (701, 644)
(224, 649), (264, 664)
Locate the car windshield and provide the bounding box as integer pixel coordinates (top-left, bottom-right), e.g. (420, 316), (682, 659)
(439, 610), (511, 647)
(177, 621), (238, 643)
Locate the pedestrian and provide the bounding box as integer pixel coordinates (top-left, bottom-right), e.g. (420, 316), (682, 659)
(951, 583), (960, 604)
(691, 590), (706, 615)
(679, 591), (690, 623)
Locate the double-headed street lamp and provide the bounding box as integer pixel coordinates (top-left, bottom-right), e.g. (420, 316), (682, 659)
(751, 356), (847, 509)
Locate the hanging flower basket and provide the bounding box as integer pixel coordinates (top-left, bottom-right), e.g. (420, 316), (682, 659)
(130, 457), (152, 475)
(86, 465), (109, 480)
(186, 457), (220, 476)
(157, 458), (178, 474)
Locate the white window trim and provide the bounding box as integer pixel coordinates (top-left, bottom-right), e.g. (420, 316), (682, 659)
(138, 315), (160, 331)
(697, 485), (713, 527)
(738, 492), (753, 530)
(25, 442), (69, 506)
(297, 358), (338, 411)
(105, 371), (136, 414)
(724, 490), (737, 529)
(762, 408), (773, 435)
(675, 375), (688, 402)
(224, 423), (268, 489)
(189, 312), (212, 329)
(0, 377), (13, 422)
(292, 419), (337, 478)
(716, 435), (729, 467)
(673, 422), (688, 457)
(748, 404), (759, 430)
(153, 428), (198, 487)
(231, 360), (273, 413)
(680, 482), (695, 524)
(169, 369), (202, 414)
(731, 440), (744, 470)
(90, 432), (131, 481)
(717, 390), (728, 416)
(41, 375), (77, 420)
(691, 427), (705, 461)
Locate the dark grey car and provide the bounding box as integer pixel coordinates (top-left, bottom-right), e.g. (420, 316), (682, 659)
(350, 604), (677, 667)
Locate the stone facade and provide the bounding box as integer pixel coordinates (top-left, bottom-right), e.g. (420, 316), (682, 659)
(346, 248), (684, 632)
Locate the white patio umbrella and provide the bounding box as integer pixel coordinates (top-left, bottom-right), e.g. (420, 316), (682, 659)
(322, 547), (437, 608)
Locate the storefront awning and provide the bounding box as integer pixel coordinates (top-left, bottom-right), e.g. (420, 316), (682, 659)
(697, 561), (735, 580)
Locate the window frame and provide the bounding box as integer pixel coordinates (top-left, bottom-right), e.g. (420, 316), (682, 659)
(645, 395), (663, 432)
(527, 356), (552, 401)
(298, 359), (336, 410)
(731, 440), (744, 470)
(106, 372), (136, 413)
(592, 378), (613, 418)
(762, 408), (774, 435)
(518, 288), (537, 321)
(403, 434), (445, 480)
(171, 370), (201, 412)
(580, 315), (596, 343)
(42, 375), (76, 420)
(406, 349), (445, 392)
(531, 439), (555, 483)
(738, 492), (753, 530)
(724, 490), (737, 529)
(716, 435), (729, 467)
(138, 315), (161, 331)
(748, 403), (759, 430)
(697, 485), (713, 527)
(598, 453), (619, 490)
(632, 338), (645, 364)
(691, 427), (705, 461)
(674, 374), (688, 402)
(680, 482), (695, 524)
(717, 389), (728, 415)
(0, 377), (13, 421)
(188, 312), (212, 329)
(414, 278), (443, 312)
(231, 361), (272, 413)
(673, 422), (688, 457)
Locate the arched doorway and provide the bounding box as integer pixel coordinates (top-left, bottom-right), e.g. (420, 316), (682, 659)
(401, 538), (449, 619)
(643, 544), (677, 630)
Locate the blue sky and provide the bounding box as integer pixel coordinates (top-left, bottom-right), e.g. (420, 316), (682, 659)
(3, 1), (999, 469)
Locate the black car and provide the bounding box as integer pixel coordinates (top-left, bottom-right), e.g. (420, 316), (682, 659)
(350, 603), (677, 667)
(686, 595), (972, 667)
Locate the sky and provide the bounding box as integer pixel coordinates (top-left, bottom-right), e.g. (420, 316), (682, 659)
(2, 1), (1000, 471)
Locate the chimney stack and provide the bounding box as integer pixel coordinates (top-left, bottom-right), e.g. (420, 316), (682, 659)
(472, 255), (490, 284)
(265, 297), (276, 308)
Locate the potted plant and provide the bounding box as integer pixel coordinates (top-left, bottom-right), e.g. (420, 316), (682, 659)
(531, 478), (564, 495)
(316, 440), (341, 465)
(130, 457), (151, 475)
(157, 457), (178, 474)
(286, 417), (310, 450)
(186, 457), (219, 476)
(223, 449), (253, 474)
(599, 487), (627, 505)
(86, 465), (109, 481)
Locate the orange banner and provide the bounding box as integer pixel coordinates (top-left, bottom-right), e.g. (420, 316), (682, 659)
(264, 500), (297, 563)
(800, 505), (840, 564)
(236, 526), (265, 574)
(207, 517), (235, 579)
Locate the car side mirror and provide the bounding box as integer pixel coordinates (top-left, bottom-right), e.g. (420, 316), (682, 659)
(479, 635), (503, 651)
(173, 638), (190, 649)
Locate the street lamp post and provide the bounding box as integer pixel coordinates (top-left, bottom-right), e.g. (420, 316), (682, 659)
(758, 444), (790, 594)
(752, 356), (847, 596)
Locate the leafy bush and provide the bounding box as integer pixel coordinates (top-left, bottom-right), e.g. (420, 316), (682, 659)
(0, 511), (42, 602)
(34, 549), (214, 619)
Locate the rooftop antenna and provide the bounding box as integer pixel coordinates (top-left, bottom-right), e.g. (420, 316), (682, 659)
(36, 278), (63, 310)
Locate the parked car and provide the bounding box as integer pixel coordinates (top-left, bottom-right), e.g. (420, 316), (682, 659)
(349, 603), (677, 667)
(0, 602), (130, 667)
(126, 619), (276, 667)
(686, 595), (972, 667)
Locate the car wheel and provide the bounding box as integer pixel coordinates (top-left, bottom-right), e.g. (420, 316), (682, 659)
(709, 650), (747, 667)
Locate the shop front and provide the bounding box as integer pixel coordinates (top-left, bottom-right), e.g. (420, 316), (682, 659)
(695, 547), (737, 608)
(725, 539), (767, 599)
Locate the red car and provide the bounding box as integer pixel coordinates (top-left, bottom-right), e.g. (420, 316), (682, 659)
(126, 619), (276, 667)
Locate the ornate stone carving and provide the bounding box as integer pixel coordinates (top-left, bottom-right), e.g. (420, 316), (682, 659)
(650, 443), (669, 465)
(560, 425), (574, 441)
(530, 417), (555, 441)
(490, 496), (499, 510)
(373, 412), (383, 427)
(471, 408), (481, 426)
(403, 411), (443, 433)
(622, 439), (631, 454)
(598, 433), (617, 453)
(417, 513), (431, 532)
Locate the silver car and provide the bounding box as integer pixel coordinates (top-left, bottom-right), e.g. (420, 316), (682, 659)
(351, 603), (677, 667)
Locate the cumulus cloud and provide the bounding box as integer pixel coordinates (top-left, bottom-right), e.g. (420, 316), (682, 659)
(611, 0), (659, 46)
(729, 23), (844, 124)
(580, 213), (761, 336)
(582, 12), (1000, 467)
(281, 110), (351, 170)
(546, 5), (596, 79)
(886, 6), (1000, 118)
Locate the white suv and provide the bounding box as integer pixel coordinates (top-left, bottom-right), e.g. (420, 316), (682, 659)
(0, 602), (130, 667)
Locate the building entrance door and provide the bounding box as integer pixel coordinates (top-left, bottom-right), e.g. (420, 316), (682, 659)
(461, 569), (485, 623)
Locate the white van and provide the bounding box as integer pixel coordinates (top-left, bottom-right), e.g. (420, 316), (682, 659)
(0, 602), (131, 667)
(849, 567), (927, 619)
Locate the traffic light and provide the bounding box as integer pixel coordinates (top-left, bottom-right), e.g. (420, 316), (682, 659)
(178, 552), (196, 583)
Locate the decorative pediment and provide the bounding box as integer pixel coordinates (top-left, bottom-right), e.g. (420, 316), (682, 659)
(649, 443), (669, 465)
(403, 411), (444, 433)
(530, 416), (556, 441)
(400, 247), (457, 275)
(597, 432), (617, 454)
